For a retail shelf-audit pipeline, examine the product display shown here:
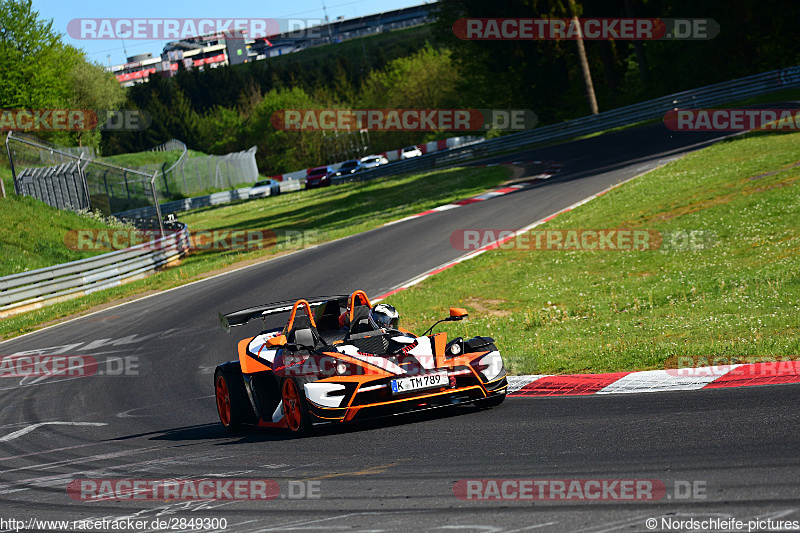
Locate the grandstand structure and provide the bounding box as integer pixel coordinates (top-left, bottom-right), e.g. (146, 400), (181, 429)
(108, 4), (431, 87)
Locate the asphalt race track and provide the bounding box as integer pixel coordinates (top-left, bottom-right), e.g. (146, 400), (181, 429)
(2, 122), (799, 532)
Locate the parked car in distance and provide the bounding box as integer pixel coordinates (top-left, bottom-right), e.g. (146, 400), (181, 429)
(334, 159), (364, 176)
(400, 145), (423, 159)
(248, 179), (281, 198)
(360, 154), (389, 169)
(305, 166), (334, 189)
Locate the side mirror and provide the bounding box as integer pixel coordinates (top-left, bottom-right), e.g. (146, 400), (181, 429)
(447, 307), (469, 321)
(266, 335), (287, 348)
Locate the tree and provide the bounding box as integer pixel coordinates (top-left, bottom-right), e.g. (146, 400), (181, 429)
(244, 87), (325, 173)
(68, 60), (125, 147)
(0, 0), (76, 108)
(0, 0), (129, 149)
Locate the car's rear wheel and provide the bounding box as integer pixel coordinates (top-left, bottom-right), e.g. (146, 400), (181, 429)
(215, 366), (253, 431)
(281, 378), (312, 436)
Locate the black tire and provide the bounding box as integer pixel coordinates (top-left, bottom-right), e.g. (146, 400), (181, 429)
(214, 364), (256, 431)
(281, 377), (313, 437)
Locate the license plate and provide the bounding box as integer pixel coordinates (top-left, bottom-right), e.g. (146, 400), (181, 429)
(391, 371), (448, 395)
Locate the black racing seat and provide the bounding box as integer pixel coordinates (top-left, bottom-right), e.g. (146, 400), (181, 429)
(293, 328), (317, 349)
(314, 299), (342, 332)
(287, 314), (325, 352)
(348, 305), (373, 336)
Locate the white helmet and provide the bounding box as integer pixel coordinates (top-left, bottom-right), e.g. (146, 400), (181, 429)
(369, 303), (399, 330)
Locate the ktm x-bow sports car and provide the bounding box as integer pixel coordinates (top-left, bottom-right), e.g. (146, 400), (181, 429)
(215, 290), (508, 435)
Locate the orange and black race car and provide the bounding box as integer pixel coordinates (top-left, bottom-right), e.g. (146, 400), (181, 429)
(215, 290), (507, 435)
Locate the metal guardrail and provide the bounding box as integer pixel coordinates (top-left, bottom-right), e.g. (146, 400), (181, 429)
(113, 179), (304, 219)
(278, 180), (303, 193)
(103, 66), (800, 217)
(0, 224), (191, 318)
(331, 138), (489, 185)
(2, 67), (796, 317)
(335, 65), (800, 184)
(114, 188), (254, 219)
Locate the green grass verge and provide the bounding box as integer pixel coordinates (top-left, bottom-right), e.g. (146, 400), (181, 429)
(0, 166), (509, 340)
(0, 167), (130, 277)
(180, 167), (507, 241)
(387, 131), (800, 375)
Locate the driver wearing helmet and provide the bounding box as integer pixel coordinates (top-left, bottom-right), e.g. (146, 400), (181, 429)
(368, 303), (400, 330)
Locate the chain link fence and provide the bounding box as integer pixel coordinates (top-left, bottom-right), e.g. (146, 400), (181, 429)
(135, 144), (259, 199)
(5, 132), (259, 226)
(5, 131), (160, 226)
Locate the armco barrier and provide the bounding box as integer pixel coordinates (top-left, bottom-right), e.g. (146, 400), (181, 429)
(334, 66), (800, 185)
(118, 66), (800, 218)
(113, 180), (303, 220)
(0, 224), (190, 318)
(114, 188), (253, 220)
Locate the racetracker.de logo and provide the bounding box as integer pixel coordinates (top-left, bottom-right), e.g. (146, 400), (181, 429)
(453, 18), (718, 41)
(0, 110), (97, 131)
(63, 229), (285, 252)
(0, 109), (151, 132)
(664, 109), (800, 131)
(67, 18), (280, 39)
(454, 479), (667, 501)
(67, 479), (280, 501)
(451, 229), (663, 251)
(666, 358), (800, 376)
(0, 355), (97, 377)
(271, 109), (537, 131)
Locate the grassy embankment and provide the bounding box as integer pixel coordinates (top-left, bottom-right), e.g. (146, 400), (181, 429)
(388, 132), (800, 374)
(0, 165), (509, 339)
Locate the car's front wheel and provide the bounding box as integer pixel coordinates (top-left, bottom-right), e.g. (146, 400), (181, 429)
(281, 378), (312, 436)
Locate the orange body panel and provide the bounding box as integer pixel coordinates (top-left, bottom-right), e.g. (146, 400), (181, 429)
(238, 337), (272, 374)
(432, 332), (447, 367)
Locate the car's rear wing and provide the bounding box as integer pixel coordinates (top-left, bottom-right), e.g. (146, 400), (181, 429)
(219, 295), (349, 333)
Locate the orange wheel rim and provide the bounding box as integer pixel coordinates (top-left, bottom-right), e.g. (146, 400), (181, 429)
(282, 379), (301, 432)
(216, 375), (231, 426)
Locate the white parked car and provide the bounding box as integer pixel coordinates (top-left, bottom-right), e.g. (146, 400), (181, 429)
(360, 154), (389, 169)
(249, 179), (281, 198)
(400, 146), (423, 159)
